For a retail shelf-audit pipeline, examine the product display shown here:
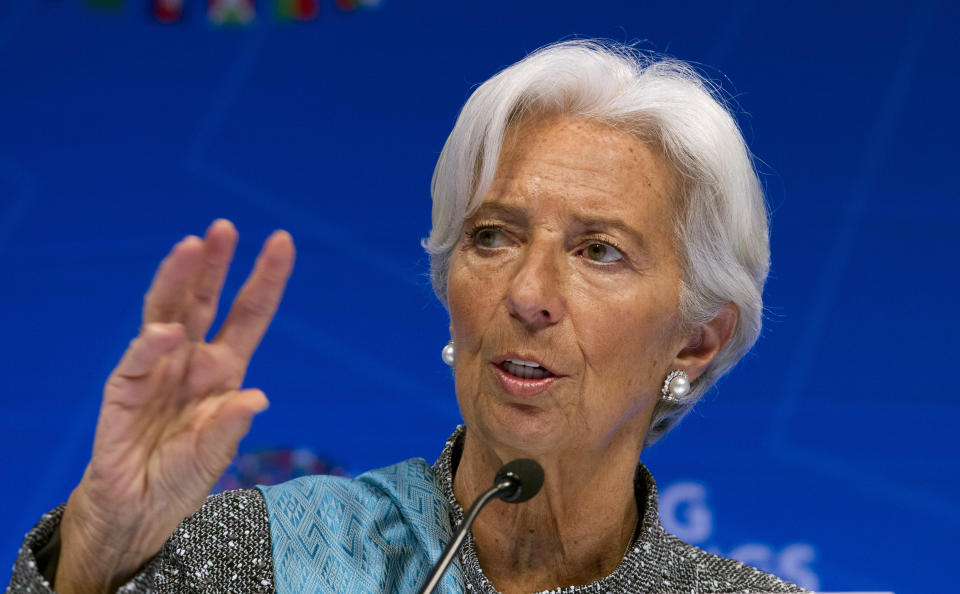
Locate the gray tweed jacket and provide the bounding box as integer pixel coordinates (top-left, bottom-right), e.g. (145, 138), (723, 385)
(7, 429), (807, 593)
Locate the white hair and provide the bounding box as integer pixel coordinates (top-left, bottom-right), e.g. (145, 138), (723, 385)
(423, 40), (770, 447)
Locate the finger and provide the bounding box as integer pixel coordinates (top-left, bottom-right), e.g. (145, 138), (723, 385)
(143, 236), (205, 326)
(214, 230), (295, 362)
(115, 323), (186, 379)
(195, 389), (269, 478)
(210, 389), (269, 443)
(106, 323), (186, 405)
(97, 323), (185, 455)
(183, 220), (239, 341)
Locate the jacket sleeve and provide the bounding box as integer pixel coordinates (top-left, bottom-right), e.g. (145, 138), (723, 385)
(154, 489), (274, 593)
(6, 504), (160, 593)
(6, 490), (275, 594)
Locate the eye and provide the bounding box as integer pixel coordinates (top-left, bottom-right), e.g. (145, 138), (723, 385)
(583, 242), (623, 263)
(471, 226), (511, 249)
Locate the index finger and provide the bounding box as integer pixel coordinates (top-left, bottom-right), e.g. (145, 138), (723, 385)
(142, 236), (204, 326)
(213, 230), (295, 362)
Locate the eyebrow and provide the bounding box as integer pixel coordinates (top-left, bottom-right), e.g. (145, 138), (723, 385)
(468, 202), (528, 224)
(571, 214), (649, 253)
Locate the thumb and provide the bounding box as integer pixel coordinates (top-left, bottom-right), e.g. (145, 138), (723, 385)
(196, 389), (269, 474)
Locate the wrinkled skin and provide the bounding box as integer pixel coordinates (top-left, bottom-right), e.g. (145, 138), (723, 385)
(56, 220), (295, 594)
(447, 113), (737, 592)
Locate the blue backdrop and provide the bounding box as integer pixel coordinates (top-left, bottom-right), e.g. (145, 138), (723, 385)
(1, 1), (957, 592)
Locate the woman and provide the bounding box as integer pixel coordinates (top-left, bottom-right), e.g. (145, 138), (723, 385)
(8, 41), (804, 593)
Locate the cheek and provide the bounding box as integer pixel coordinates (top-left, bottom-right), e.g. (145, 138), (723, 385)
(447, 255), (499, 428)
(446, 251), (502, 353)
(573, 287), (680, 394)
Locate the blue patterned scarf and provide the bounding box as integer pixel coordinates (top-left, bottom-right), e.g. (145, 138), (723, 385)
(259, 457), (465, 593)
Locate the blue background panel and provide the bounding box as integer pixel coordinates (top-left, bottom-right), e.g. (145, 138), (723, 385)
(1, 1), (958, 592)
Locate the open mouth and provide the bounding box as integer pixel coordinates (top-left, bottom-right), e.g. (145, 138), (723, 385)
(499, 359), (555, 380)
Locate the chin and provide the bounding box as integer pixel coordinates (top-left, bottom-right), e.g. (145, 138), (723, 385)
(470, 400), (571, 458)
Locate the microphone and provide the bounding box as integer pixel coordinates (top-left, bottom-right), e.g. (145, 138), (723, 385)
(417, 458), (545, 594)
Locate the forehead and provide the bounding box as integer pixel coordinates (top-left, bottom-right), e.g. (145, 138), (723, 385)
(485, 113), (679, 228)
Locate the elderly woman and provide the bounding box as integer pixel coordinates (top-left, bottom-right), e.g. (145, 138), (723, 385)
(8, 41), (804, 593)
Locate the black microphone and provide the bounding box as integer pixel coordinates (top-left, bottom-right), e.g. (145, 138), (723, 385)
(417, 458), (545, 594)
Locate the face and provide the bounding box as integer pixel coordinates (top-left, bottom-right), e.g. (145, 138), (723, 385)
(447, 113), (691, 460)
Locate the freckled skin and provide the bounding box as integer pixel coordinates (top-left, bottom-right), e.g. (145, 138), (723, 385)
(449, 113), (686, 464)
(445, 113), (705, 592)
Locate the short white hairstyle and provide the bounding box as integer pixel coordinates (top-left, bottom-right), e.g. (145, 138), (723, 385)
(423, 40), (770, 447)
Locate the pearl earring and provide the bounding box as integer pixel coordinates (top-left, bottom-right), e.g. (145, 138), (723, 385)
(661, 370), (691, 404)
(441, 340), (455, 367)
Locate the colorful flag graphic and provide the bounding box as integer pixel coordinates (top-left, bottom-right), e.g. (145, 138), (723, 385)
(275, 0), (318, 21)
(334, 0), (380, 12)
(208, 0), (255, 24)
(153, 0), (184, 22)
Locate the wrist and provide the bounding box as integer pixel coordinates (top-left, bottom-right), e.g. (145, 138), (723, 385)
(54, 487), (152, 594)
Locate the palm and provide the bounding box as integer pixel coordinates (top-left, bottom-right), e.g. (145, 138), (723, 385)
(98, 342), (243, 514)
(75, 219), (295, 558)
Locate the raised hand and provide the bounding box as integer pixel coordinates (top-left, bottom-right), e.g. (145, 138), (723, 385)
(55, 220), (295, 594)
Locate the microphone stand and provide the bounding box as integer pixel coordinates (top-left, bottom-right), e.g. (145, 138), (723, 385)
(416, 478), (514, 594)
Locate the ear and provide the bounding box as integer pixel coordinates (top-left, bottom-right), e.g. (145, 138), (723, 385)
(673, 302), (739, 382)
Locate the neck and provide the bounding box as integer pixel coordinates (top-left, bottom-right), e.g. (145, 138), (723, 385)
(452, 428), (643, 593)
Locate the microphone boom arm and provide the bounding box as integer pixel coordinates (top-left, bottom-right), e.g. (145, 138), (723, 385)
(417, 478), (513, 594)
(417, 458), (543, 594)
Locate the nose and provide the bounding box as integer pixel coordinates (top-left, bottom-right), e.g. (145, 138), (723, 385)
(506, 239), (565, 330)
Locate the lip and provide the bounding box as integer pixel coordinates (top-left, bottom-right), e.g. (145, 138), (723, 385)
(491, 363), (558, 397)
(490, 353), (562, 398)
